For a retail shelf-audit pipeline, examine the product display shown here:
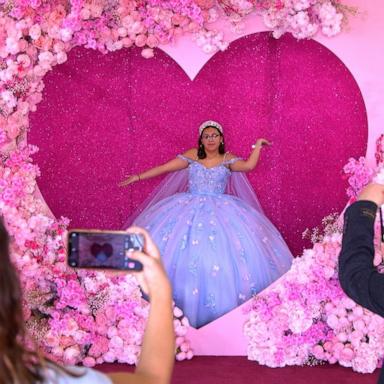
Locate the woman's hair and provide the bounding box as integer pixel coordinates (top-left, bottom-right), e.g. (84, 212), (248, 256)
(197, 126), (225, 159)
(0, 218), (44, 383)
(0, 218), (83, 383)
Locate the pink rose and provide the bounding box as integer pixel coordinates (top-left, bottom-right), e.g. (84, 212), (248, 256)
(130, 21), (144, 34)
(6, 123), (20, 140)
(83, 356), (96, 367)
(173, 307), (184, 318)
(51, 346), (64, 358)
(135, 34), (147, 47)
(312, 345), (325, 360)
(323, 341), (333, 352)
(181, 316), (190, 327)
(80, 8), (91, 20)
(176, 351), (186, 361)
(353, 319), (366, 332)
(110, 335), (124, 350)
(38, 51), (54, 65)
(56, 51), (67, 64)
(6, 37), (20, 54)
(337, 332), (347, 343)
(107, 326), (118, 338)
(17, 54), (31, 68)
(326, 314), (339, 329)
(122, 38), (133, 48)
(146, 35), (159, 48)
(333, 342), (344, 352)
(90, 4), (103, 18)
(172, 14), (187, 26)
(33, 64), (46, 77)
(53, 41), (65, 53)
(195, 0), (216, 9)
(60, 28), (73, 42)
(29, 24), (41, 40)
(18, 39), (28, 52)
(118, 27), (128, 37)
(340, 347), (354, 361)
(63, 345), (81, 365)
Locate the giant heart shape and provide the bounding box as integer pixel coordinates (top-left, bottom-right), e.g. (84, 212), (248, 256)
(29, 32), (367, 260)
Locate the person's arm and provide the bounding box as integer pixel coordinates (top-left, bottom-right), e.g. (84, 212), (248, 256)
(108, 227), (175, 384)
(228, 138), (270, 172)
(118, 149), (196, 187)
(338, 183), (384, 316)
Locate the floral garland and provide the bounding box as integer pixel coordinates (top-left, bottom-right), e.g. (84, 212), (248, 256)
(0, 0), (354, 368)
(0, 143), (192, 366)
(244, 135), (384, 374)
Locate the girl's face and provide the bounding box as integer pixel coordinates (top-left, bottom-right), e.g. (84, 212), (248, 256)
(201, 127), (222, 152)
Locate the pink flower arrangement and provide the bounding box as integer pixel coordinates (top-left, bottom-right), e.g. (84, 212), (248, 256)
(342, 157), (374, 200)
(375, 134), (384, 167)
(244, 229), (384, 373)
(244, 140), (384, 373)
(0, 145), (193, 365)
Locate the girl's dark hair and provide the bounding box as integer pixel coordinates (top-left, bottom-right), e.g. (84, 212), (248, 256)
(0, 218), (83, 383)
(197, 127), (225, 159)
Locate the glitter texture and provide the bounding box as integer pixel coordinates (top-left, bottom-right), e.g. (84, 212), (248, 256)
(28, 32), (367, 256)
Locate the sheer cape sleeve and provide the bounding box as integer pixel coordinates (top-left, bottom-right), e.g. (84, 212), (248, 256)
(123, 156), (190, 227)
(123, 155), (264, 228)
(225, 158), (264, 214)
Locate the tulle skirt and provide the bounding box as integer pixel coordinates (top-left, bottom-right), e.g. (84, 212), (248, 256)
(135, 192), (293, 328)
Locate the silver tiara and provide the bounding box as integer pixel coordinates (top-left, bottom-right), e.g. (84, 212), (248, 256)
(199, 120), (223, 135)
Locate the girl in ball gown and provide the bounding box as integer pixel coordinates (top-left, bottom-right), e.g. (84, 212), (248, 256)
(119, 120), (293, 328)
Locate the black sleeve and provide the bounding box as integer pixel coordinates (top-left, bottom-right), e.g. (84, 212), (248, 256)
(338, 200), (384, 316)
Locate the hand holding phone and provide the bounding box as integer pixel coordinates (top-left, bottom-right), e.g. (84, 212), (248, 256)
(67, 229), (144, 271)
(126, 226), (172, 299)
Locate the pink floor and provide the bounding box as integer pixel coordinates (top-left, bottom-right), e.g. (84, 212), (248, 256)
(97, 357), (380, 383)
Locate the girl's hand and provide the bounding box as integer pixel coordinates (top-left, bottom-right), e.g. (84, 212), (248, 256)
(118, 175), (139, 187)
(252, 138), (271, 149)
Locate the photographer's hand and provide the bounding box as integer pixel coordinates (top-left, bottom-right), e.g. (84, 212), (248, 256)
(358, 183), (384, 206)
(122, 226), (174, 384)
(126, 226), (172, 299)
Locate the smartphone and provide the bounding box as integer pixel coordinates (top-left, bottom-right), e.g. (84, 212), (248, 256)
(67, 229), (144, 271)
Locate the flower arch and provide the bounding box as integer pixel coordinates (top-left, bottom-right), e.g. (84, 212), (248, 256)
(0, 0), (355, 367)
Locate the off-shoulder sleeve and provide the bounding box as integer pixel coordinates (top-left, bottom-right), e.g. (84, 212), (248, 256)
(177, 154), (194, 163)
(223, 157), (242, 165)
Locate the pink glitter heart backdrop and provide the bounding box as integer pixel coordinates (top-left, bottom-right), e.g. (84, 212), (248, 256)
(29, 33), (367, 256)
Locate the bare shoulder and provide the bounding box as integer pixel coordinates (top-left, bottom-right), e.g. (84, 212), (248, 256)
(182, 148), (198, 159)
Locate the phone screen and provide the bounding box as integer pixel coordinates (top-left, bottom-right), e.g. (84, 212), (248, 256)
(67, 230), (144, 271)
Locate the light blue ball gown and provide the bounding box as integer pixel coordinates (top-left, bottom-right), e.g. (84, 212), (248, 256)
(133, 155), (293, 328)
